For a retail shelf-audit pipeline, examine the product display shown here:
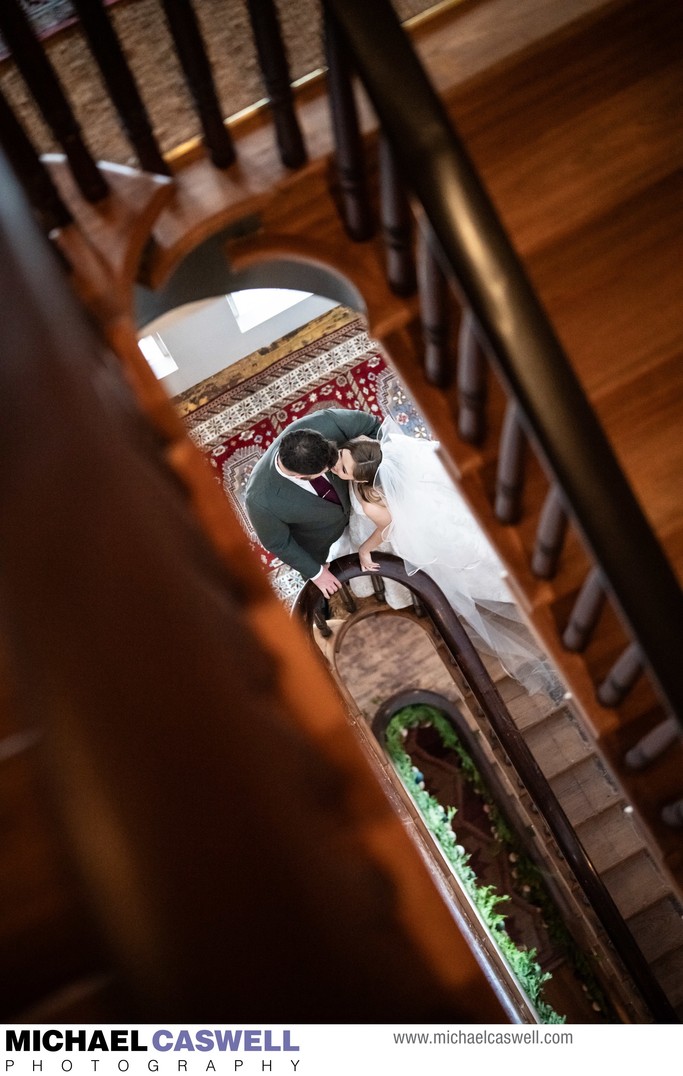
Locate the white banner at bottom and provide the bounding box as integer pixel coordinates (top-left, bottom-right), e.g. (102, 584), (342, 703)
(1, 1024), (675, 1076)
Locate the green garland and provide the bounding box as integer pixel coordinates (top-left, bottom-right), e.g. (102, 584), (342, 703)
(385, 703), (565, 1024)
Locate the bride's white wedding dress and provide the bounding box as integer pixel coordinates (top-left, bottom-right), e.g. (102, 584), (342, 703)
(348, 420), (560, 695)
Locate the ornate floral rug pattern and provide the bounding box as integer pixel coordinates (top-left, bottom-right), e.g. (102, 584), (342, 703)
(179, 310), (429, 605)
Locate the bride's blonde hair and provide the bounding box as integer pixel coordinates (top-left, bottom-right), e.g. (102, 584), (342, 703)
(341, 438), (384, 503)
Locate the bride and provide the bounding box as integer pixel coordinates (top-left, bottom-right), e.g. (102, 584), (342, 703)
(331, 419), (562, 698)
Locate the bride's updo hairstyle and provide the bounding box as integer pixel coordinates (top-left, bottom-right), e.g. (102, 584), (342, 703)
(341, 438), (384, 503)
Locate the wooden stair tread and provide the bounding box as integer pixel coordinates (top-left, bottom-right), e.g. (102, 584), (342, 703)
(649, 949), (683, 1012)
(549, 754), (622, 827)
(574, 801), (645, 872)
(626, 897), (683, 963)
(523, 708), (593, 777)
(601, 851), (674, 920)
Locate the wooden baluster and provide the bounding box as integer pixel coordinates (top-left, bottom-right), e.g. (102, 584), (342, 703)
(0, 91), (72, 231)
(378, 136), (415, 296)
(661, 799), (683, 827)
(597, 641), (644, 707)
(625, 716), (679, 770)
(417, 225), (453, 387)
(159, 0), (235, 169)
(70, 0), (170, 176)
(323, 7), (373, 241)
(495, 401), (526, 523)
(313, 607), (332, 637)
(245, 0), (307, 169)
(531, 485), (569, 578)
(411, 590), (426, 617)
(457, 310), (487, 443)
(0, 0), (108, 202)
(562, 566), (606, 651)
(339, 582), (357, 613)
(371, 572), (386, 604)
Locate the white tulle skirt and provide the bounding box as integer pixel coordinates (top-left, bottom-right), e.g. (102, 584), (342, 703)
(342, 423), (562, 697)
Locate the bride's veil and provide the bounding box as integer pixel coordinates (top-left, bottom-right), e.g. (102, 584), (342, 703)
(375, 418), (558, 696)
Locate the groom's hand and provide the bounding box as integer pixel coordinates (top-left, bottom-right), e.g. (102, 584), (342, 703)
(313, 565), (342, 597)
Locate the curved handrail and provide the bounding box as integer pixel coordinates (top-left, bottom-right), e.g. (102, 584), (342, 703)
(295, 553), (678, 1021)
(321, 0), (683, 727)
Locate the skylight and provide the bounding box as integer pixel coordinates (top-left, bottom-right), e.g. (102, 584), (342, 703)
(138, 334), (179, 380)
(227, 288), (312, 334)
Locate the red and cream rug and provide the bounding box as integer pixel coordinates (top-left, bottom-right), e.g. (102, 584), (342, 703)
(177, 307), (428, 604)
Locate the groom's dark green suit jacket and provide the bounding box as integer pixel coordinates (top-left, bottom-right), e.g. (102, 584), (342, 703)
(245, 408), (381, 579)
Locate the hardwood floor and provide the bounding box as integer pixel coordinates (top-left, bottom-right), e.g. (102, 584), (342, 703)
(441, 0), (683, 580)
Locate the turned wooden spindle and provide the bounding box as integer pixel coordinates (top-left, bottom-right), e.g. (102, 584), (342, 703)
(456, 309), (488, 444)
(0, 0), (108, 201)
(0, 88), (72, 231)
(71, 0), (170, 175)
(159, 0), (236, 169)
(245, 0), (307, 169)
(417, 225), (453, 388)
(323, 7), (374, 241)
(562, 567), (606, 651)
(531, 485), (569, 579)
(378, 136), (416, 296)
(495, 401), (526, 524)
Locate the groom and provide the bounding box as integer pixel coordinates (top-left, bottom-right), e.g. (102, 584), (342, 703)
(245, 407), (381, 596)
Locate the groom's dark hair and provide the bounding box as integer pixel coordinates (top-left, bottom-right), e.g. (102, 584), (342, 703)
(279, 427), (339, 475)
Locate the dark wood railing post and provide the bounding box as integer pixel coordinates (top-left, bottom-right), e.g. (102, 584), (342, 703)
(323, 7), (374, 241)
(378, 135), (415, 296)
(495, 401), (526, 523)
(457, 309), (488, 443)
(661, 799), (683, 827)
(562, 567), (606, 651)
(625, 717), (679, 770)
(159, 0), (235, 169)
(0, 88), (72, 231)
(0, 0), (108, 202)
(597, 641), (644, 708)
(417, 224), (453, 387)
(531, 485), (569, 578)
(245, 0), (307, 169)
(70, 0), (170, 176)
(371, 572), (387, 603)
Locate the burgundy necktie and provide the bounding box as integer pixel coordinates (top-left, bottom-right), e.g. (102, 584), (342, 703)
(309, 474), (342, 505)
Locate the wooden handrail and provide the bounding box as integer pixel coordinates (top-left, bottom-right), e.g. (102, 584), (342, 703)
(295, 553), (679, 1022)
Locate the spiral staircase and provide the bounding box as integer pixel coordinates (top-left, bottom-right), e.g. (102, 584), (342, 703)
(0, 0), (681, 1022)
